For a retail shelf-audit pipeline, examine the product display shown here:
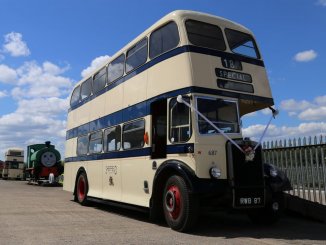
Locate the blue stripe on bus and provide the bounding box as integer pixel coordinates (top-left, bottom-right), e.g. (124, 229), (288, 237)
(69, 45), (265, 112)
(64, 143), (194, 163)
(66, 86), (274, 140)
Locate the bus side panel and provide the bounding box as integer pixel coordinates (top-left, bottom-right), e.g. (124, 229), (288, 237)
(90, 93), (106, 123)
(120, 156), (151, 207)
(102, 159), (122, 202)
(122, 71), (147, 109)
(87, 161), (103, 198)
(63, 162), (73, 192)
(63, 162), (88, 193)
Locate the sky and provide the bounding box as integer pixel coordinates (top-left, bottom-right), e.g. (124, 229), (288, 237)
(0, 0), (325, 159)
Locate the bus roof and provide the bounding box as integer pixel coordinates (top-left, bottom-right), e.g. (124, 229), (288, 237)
(72, 10), (254, 89)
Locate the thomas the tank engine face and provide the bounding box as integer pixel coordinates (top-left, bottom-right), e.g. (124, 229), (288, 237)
(41, 152), (57, 167)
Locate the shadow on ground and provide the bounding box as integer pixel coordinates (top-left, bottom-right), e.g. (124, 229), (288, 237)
(77, 198), (326, 241)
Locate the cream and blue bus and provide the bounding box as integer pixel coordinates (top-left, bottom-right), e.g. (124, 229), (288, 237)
(2, 148), (25, 180)
(64, 10), (291, 231)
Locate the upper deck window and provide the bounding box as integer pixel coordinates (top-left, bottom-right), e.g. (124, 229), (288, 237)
(185, 20), (226, 51)
(80, 78), (92, 100)
(225, 29), (260, 59)
(150, 22), (180, 59)
(70, 85), (81, 107)
(126, 38), (148, 73)
(108, 54), (125, 83)
(197, 97), (239, 134)
(93, 68), (107, 94)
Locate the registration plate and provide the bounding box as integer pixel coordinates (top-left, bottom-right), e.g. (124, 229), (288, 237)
(239, 197), (262, 205)
(233, 188), (265, 208)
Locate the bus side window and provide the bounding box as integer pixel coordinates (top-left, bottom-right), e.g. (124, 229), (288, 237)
(77, 135), (89, 156)
(169, 97), (192, 143)
(108, 54), (125, 83)
(80, 77), (92, 100)
(70, 85), (81, 107)
(126, 38), (148, 73)
(104, 126), (121, 152)
(93, 67), (107, 94)
(89, 131), (103, 154)
(122, 119), (145, 150)
(150, 21), (180, 59)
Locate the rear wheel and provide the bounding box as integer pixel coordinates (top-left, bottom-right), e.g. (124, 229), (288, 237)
(75, 172), (89, 206)
(163, 175), (198, 232)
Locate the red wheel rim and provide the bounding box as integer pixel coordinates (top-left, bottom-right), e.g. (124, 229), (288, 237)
(78, 176), (85, 201)
(165, 185), (181, 220)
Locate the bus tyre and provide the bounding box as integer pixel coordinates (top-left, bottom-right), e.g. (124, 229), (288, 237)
(163, 175), (198, 232)
(76, 172), (89, 206)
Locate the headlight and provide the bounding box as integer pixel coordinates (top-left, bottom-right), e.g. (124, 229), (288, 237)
(210, 167), (221, 179)
(270, 168), (278, 177)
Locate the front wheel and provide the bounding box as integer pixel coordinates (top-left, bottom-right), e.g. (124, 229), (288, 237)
(75, 172), (89, 206)
(163, 175), (198, 232)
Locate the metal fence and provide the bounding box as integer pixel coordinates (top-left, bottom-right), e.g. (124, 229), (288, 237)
(262, 135), (326, 205)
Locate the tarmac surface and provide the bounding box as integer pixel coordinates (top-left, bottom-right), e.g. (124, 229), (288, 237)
(0, 179), (325, 245)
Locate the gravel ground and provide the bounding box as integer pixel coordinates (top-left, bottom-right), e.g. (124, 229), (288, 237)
(0, 179), (325, 245)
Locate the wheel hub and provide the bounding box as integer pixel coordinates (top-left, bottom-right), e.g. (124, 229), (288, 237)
(165, 185), (181, 219)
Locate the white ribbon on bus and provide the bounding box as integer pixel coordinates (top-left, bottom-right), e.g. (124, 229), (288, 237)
(176, 95), (278, 156)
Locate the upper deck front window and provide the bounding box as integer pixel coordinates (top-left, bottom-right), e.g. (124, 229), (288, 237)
(197, 97), (239, 134)
(185, 20), (226, 51)
(225, 29), (260, 59)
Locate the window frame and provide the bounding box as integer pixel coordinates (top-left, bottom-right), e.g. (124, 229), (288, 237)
(125, 37), (148, 74)
(88, 130), (103, 154)
(76, 134), (90, 156)
(195, 95), (240, 136)
(92, 67), (107, 94)
(149, 21), (180, 60)
(224, 28), (261, 59)
(122, 118), (145, 150)
(169, 96), (192, 144)
(103, 125), (122, 152)
(80, 77), (93, 101)
(185, 19), (226, 51)
(70, 85), (81, 107)
(107, 53), (125, 84)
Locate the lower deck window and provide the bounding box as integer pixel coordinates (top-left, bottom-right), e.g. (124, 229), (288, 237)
(77, 135), (89, 155)
(197, 97), (239, 134)
(104, 126), (121, 152)
(122, 119), (145, 149)
(89, 131), (103, 154)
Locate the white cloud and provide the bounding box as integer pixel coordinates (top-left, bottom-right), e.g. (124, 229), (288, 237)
(243, 122), (326, 142)
(280, 95), (326, 121)
(0, 90), (8, 98)
(294, 50), (317, 62)
(8, 61), (74, 98)
(81, 55), (110, 78)
(298, 107), (326, 121)
(280, 98), (312, 111)
(0, 64), (18, 83)
(314, 95), (326, 105)
(0, 58), (73, 158)
(3, 32), (31, 57)
(317, 0), (326, 6)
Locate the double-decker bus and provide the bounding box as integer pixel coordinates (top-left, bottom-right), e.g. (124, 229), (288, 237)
(64, 10), (291, 231)
(2, 148), (25, 180)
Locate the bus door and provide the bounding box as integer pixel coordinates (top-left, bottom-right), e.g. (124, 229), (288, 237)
(151, 99), (167, 159)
